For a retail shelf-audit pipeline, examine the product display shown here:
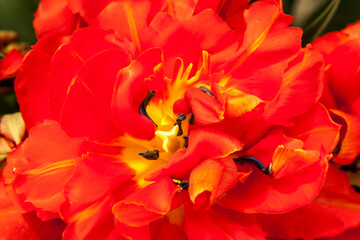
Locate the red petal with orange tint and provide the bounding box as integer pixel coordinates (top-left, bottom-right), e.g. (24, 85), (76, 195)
(90, 0), (150, 52)
(111, 48), (164, 140)
(285, 103), (340, 155)
(34, 0), (80, 38)
(0, 174), (66, 239)
(212, 84), (263, 118)
(61, 151), (136, 239)
(49, 28), (132, 122)
(113, 177), (181, 232)
(61, 148), (136, 239)
(183, 9), (238, 55)
(62, 196), (127, 240)
(315, 38), (360, 107)
(48, 44), (84, 120)
(330, 110), (360, 165)
(184, 204), (266, 240)
(146, 13), (202, 76)
(244, 128), (303, 166)
(66, 0), (113, 22)
(150, 207), (186, 240)
(223, 0), (302, 101)
(0, 49), (24, 81)
(69, 27), (133, 61)
(15, 34), (68, 129)
(189, 157), (237, 210)
(184, 88), (224, 125)
(264, 46), (324, 125)
(218, 151), (328, 213)
(257, 165), (360, 239)
(270, 145), (320, 179)
(150, 128), (243, 180)
(58, 48), (131, 140)
(4, 120), (83, 217)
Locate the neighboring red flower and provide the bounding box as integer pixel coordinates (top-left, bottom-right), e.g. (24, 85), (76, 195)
(313, 21), (360, 165)
(0, 49), (24, 81)
(2, 0), (355, 239)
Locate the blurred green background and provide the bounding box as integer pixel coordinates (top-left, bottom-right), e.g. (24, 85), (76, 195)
(0, 0), (359, 114)
(0, 0), (39, 44)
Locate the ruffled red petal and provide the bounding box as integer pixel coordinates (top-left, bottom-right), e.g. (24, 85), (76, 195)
(4, 120), (83, 219)
(149, 128), (243, 180)
(257, 165), (360, 239)
(34, 0), (80, 38)
(264, 46), (324, 125)
(188, 157), (237, 210)
(330, 110), (360, 165)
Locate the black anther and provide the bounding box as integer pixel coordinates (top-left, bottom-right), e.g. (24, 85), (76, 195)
(183, 135), (189, 148)
(138, 150), (159, 160)
(139, 91), (158, 127)
(175, 113), (186, 136)
(198, 85), (215, 97)
(189, 114), (195, 125)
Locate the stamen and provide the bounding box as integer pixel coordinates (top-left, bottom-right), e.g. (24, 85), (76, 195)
(173, 179), (189, 190)
(155, 125), (181, 154)
(189, 114), (195, 125)
(234, 155), (272, 176)
(139, 91), (158, 127)
(138, 150), (160, 160)
(175, 113), (186, 136)
(198, 85), (215, 97)
(183, 135), (188, 148)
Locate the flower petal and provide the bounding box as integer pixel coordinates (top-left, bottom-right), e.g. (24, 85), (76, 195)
(34, 0), (80, 38)
(264, 46), (324, 125)
(184, 88), (224, 125)
(285, 103), (340, 155)
(58, 48), (132, 140)
(223, 0), (302, 100)
(150, 128), (243, 179)
(330, 110), (360, 165)
(112, 178), (181, 227)
(257, 165), (360, 239)
(15, 34), (67, 129)
(189, 157), (237, 210)
(0, 49), (24, 80)
(4, 120), (83, 217)
(111, 47), (164, 140)
(184, 204), (266, 240)
(218, 150), (328, 213)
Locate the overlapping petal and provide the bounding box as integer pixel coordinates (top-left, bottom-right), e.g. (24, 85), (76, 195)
(34, 0), (82, 38)
(0, 49), (24, 81)
(3, 120), (84, 219)
(150, 128), (243, 179)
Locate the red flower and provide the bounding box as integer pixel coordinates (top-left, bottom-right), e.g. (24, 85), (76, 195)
(2, 0), (351, 239)
(0, 49), (24, 81)
(313, 21), (360, 165)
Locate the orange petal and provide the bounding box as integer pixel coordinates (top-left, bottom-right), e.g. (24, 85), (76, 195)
(271, 145), (319, 178)
(189, 157), (237, 210)
(331, 109), (360, 165)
